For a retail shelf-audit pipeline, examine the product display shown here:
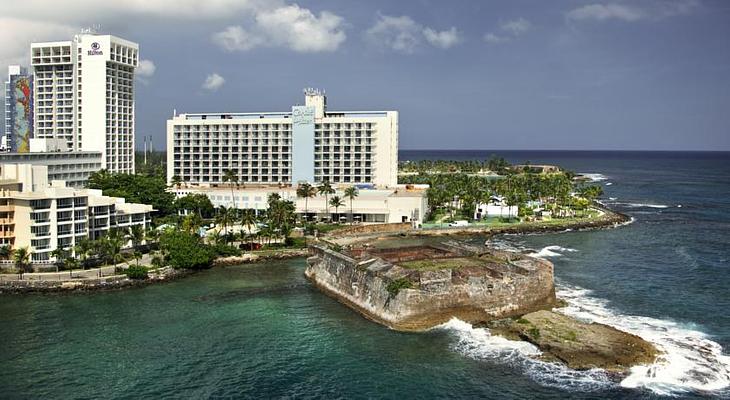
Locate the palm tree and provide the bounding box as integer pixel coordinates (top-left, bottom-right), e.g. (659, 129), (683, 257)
(104, 229), (125, 275)
(64, 256), (80, 279)
(144, 227), (159, 244)
(318, 181), (335, 222)
(170, 175), (183, 189)
(344, 186), (359, 224)
(13, 247), (30, 278)
(296, 183), (317, 222)
(215, 206), (235, 243)
(74, 238), (93, 269)
(50, 247), (69, 272)
(128, 225), (145, 248)
(133, 251), (143, 267)
(222, 169), (239, 209)
(329, 196), (344, 223)
(0, 245), (12, 260)
(240, 209), (257, 249)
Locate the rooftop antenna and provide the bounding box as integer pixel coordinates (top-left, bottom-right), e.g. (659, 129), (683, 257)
(80, 24), (101, 34)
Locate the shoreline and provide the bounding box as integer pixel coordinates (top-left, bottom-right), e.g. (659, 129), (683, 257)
(0, 205), (629, 295)
(328, 204), (631, 245)
(0, 249), (309, 295)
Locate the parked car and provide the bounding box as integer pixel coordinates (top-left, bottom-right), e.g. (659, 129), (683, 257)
(448, 220), (469, 227)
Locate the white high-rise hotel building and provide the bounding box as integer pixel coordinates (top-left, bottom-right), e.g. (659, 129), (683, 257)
(30, 33), (138, 173)
(167, 89), (398, 187)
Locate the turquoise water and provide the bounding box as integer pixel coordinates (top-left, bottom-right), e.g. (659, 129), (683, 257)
(2, 151), (729, 399)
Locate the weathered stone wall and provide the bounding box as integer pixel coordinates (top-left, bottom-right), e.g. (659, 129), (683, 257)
(328, 222), (412, 237)
(305, 245), (556, 331)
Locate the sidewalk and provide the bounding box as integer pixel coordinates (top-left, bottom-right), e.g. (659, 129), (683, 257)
(0, 253), (154, 282)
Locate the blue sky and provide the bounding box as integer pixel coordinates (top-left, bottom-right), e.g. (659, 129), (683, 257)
(2, 0), (729, 150)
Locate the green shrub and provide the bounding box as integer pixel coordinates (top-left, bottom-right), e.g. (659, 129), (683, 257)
(124, 265), (149, 280)
(159, 231), (215, 270)
(527, 327), (541, 340)
(210, 243), (241, 257)
(386, 278), (413, 297)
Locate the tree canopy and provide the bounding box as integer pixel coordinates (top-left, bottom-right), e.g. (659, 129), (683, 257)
(88, 170), (175, 215)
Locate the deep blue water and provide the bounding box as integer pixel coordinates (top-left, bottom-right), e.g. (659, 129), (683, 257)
(1, 150), (729, 399)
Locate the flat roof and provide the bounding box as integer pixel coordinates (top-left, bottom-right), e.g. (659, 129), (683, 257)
(175, 110), (392, 121)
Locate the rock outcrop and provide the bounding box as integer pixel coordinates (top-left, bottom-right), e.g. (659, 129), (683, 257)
(484, 310), (658, 372)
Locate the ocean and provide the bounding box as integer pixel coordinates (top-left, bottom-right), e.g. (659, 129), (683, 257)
(1, 150), (729, 399)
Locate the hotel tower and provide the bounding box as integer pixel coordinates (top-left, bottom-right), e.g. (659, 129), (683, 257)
(30, 33), (138, 173)
(167, 89), (399, 187)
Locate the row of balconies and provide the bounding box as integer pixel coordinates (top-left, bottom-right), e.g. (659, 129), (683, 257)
(181, 176), (291, 183)
(177, 168), (290, 175)
(177, 161), (290, 167)
(174, 147), (291, 154)
(173, 140), (290, 146)
(32, 57), (72, 65)
(314, 176), (373, 183)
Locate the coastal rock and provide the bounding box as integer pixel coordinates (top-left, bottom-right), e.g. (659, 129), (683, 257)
(485, 310), (658, 372)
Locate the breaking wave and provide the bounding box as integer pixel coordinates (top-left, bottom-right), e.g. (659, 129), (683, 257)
(435, 318), (614, 392)
(436, 285), (730, 396)
(558, 285), (730, 396)
(624, 203), (670, 209)
(529, 245), (578, 258)
(581, 173), (608, 182)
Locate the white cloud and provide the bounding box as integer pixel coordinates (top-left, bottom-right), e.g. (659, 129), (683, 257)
(500, 18), (532, 35)
(255, 5), (346, 52)
(483, 17), (532, 45)
(212, 26), (264, 52)
(137, 59), (156, 77)
(365, 15), (463, 53)
(7, 0), (274, 21)
(566, 1), (698, 22)
(6, 2), (345, 56)
(211, 4), (346, 53)
(202, 73), (225, 91)
(483, 33), (508, 44)
(365, 15), (422, 53)
(135, 59), (156, 85)
(566, 4), (644, 22)
(0, 17), (76, 78)
(423, 27), (462, 49)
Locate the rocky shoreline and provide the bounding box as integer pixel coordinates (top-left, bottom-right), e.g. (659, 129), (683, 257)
(0, 267), (194, 294)
(481, 310), (658, 373)
(0, 249), (310, 294)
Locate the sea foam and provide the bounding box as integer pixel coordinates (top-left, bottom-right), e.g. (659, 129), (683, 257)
(435, 318), (614, 392)
(581, 173), (608, 182)
(529, 245), (578, 258)
(557, 285), (730, 397)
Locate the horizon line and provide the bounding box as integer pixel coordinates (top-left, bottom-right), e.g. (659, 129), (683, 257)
(398, 149), (730, 153)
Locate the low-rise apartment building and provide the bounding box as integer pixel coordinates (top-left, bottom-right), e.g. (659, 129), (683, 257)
(0, 164), (152, 261)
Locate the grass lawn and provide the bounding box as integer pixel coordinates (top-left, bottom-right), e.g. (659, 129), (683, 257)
(399, 257), (485, 271)
(422, 208), (604, 230)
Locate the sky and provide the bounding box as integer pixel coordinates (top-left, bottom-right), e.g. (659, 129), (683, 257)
(2, 0), (729, 151)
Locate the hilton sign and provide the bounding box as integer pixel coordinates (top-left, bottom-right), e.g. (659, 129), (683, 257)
(87, 42), (103, 56)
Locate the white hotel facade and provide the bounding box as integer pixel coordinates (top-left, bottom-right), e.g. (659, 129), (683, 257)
(30, 33), (138, 174)
(167, 90), (398, 187)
